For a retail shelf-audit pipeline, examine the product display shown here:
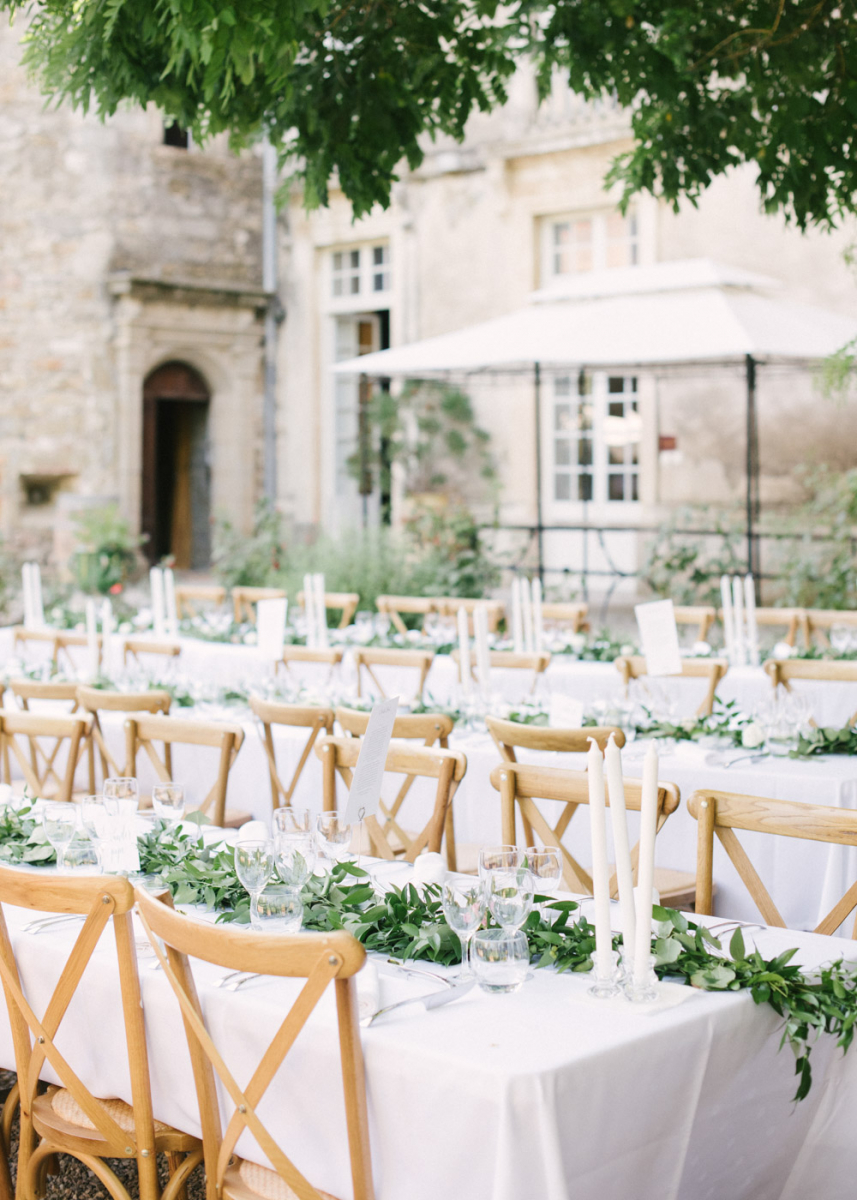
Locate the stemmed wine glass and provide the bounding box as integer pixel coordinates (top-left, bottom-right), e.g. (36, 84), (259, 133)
(42, 803), (78, 872)
(486, 868), (535, 932)
(526, 847), (562, 919)
(273, 807), (312, 835)
(442, 880), (485, 979)
(315, 813), (352, 864)
(478, 846), (524, 880)
(152, 783), (185, 827)
(103, 777), (139, 838)
(273, 831), (316, 892)
(234, 840), (274, 929)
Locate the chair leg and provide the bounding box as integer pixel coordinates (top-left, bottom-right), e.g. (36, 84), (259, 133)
(166, 1152), (189, 1200)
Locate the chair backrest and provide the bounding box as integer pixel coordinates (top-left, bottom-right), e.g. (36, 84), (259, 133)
(174, 584), (226, 619)
(0, 709), (92, 803)
(451, 648), (551, 694)
(0, 868), (162, 1197)
(375, 595), (436, 634)
(135, 888), (373, 1200)
(673, 605), (717, 643)
(124, 715), (245, 826)
(434, 597), (505, 632)
(351, 647), (434, 701)
(297, 590), (361, 629)
(802, 608), (857, 649)
(751, 607), (805, 647)
(248, 696), (335, 812)
(9, 679), (80, 712)
(374, 595), (504, 634)
(316, 735), (466, 861)
(13, 627), (61, 666)
(539, 602), (589, 633)
(122, 639), (182, 667)
(489, 759), (680, 895)
(614, 655), (729, 717)
(688, 788), (857, 936)
(278, 645), (343, 686)
(231, 586), (287, 625)
(54, 630), (102, 674)
(76, 686), (172, 783)
(763, 657), (857, 725)
(336, 706), (454, 746)
(486, 715), (624, 761)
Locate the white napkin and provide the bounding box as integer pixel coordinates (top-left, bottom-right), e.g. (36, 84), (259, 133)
(356, 959), (380, 1020)
(237, 820), (269, 843)
(411, 852), (446, 888)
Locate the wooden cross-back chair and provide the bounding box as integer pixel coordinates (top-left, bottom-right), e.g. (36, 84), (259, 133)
(232, 587), (288, 625)
(614, 655), (729, 717)
(13, 628), (61, 667)
(123, 639), (182, 668)
(76, 686), (172, 789)
(277, 644), (343, 685)
(0, 710), (92, 804)
(489, 760), (681, 899)
(673, 605), (717, 643)
(136, 888), (373, 1200)
(124, 715), (248, 828)
(336, 706), (460, 869)
(351, 647), (434, 701)
(0, 868), (202, 1200)
(374, 595), (435, 635)
(316, 735), (466, 863)
(56, 631), (102, 675)
(374, 595), (505, 635)
(539, 602), (590, 633)
(174, 584), (227, 619)
(747, 607), (806, 648)
(433, 597), (505, 633)
(249, 696), (335, 813)
(802, 608), (857, 650)
(451, 649), (551, 695)
(688, 788), (857, 936)
(9, 679), (81, 713)
(297, 590), (361, 629)
(763, 657), (857, 726)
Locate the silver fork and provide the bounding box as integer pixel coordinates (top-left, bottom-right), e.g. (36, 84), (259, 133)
(385, 959), (454, 989)
(223, 973), (260, 991)
(23, 914), (85, 935)
(213, 969), (250, 989)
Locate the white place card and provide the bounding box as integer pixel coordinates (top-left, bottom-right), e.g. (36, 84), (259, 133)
(634, 599), (683, 677)
(343, 696), (399, 824)
(548, 694), (584, 728)
(256, 597), (288, 662)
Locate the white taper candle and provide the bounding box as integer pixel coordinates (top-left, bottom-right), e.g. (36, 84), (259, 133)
(604, 733), (636, 960)
(587, 738), (613, 968)
(744, 573), (760, 666)
(633, 740), (660, 986)
(532, 577), (544, 654)
(720, 575), (734, 664)
(85, 598), (99, 680)
(303, 574), (316, 648)
(150, 567), (165, 637)
(511, 578), (524, 654)
(457, 606), (472, 696)
(314, 574), (329, 648)
(521, 579), (534, 654)
(731, 574), (746, 666)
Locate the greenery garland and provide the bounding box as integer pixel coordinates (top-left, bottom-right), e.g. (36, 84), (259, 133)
(791, 725), (857, 759)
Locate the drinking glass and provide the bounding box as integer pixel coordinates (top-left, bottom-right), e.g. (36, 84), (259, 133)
(80, 795), (109, 841)
(274, 831), (316, 891)
(256, 886), (304, 933)
(487, 869), (534, 931)
(472, 929), (529, 994)
(42, 802), (78, 872)
(64, 840), (101, 874)
(442, 880), (485, 979)
(152, 783), (185, 826)
(103, 777), (139, 838)
(526, 847), (562, 917)
(315, 812), (352, 863)
(273, 807), (312, 835)
(478, 846), (524, 880)
(234, 840), (274, 929)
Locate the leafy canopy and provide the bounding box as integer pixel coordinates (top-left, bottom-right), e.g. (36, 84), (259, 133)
(2, 0), (856, 225)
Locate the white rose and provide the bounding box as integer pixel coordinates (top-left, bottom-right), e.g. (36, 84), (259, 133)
(619, 643), (635, 657)
(741, 722), (765, 749)
(569, 634), (587, 654)
(772, 641), (794, 659)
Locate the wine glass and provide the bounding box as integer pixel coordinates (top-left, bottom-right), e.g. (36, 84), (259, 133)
(315, 812), (352, 863)
(478, 846), (523, 881)
(274, 831), (316, 892)
(526, 847), (562, 919)
(103, 777), (138, 838)
(152, 783), (185, 826)
(487, 869), (535, 931)
(234, 840), (274, 929)
(42, 802), (78, 872)
(442, 880), (485, 979)
(273, 807), (312, 835)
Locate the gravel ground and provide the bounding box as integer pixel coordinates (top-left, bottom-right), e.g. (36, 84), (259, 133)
(0, 1072), (208, 1200)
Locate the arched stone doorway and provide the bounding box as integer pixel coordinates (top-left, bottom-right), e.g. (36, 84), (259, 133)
(141, 362), (212, 567)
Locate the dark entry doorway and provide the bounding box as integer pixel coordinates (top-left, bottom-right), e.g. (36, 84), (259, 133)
(142, 362), (212, 568)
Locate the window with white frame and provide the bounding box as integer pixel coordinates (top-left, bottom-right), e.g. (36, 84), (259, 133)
(330, 243), (390, 299)
(544, 210), (638, 281)
(552, 374), (640, 505)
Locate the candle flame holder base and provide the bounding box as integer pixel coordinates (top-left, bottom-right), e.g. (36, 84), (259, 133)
(624, 954), (660, 1004)
(587, 950), (621, 999)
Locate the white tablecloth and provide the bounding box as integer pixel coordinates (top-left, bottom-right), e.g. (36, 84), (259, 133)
(0, 895), (855, 1200)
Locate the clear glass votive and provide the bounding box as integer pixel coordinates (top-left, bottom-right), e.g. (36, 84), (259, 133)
(624, 953), (660, 1004)
(256, 885), (303, 933)
(472, 929), (529, 994)
(588, 949), (621, 999)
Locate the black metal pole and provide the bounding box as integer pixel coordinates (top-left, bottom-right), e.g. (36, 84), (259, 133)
(745, 353), (760, 596)
(534, 362), (544, 584)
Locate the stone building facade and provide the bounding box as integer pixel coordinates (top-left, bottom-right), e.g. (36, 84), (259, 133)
(3, 14), (857, 590)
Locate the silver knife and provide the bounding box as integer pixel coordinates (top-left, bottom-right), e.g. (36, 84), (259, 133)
(361, 980), (474, 1028)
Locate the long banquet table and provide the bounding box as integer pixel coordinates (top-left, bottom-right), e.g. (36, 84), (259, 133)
(0, 884), (855, 1200)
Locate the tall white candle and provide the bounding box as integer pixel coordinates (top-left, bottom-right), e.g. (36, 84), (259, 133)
(633, 740), (660, 986)
(587, 738), (613, 968)
(720, 575), (734, 663)
(744, 573), (760, 666)
(85, 598), (99, 680)
(303, 574), (316, 648)
(101, 600), (114, 679)
(511, 578), (524, 654)
(532, 577), (544, 654)
(150, 567), (165, 636)
(314, 573), (329, 648)
(31, 563), (44, 627)
(163, 568), (179, 637)
(474, 604), (491, 695)
(732, 575), (746, 667)
(604, 733), (636, 960)
(457, 606), (472, 696)
(21, 564), (33, 630)
(521, 579), (534, 654)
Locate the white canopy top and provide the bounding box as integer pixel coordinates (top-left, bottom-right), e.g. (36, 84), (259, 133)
(333, 258), (857, 376)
